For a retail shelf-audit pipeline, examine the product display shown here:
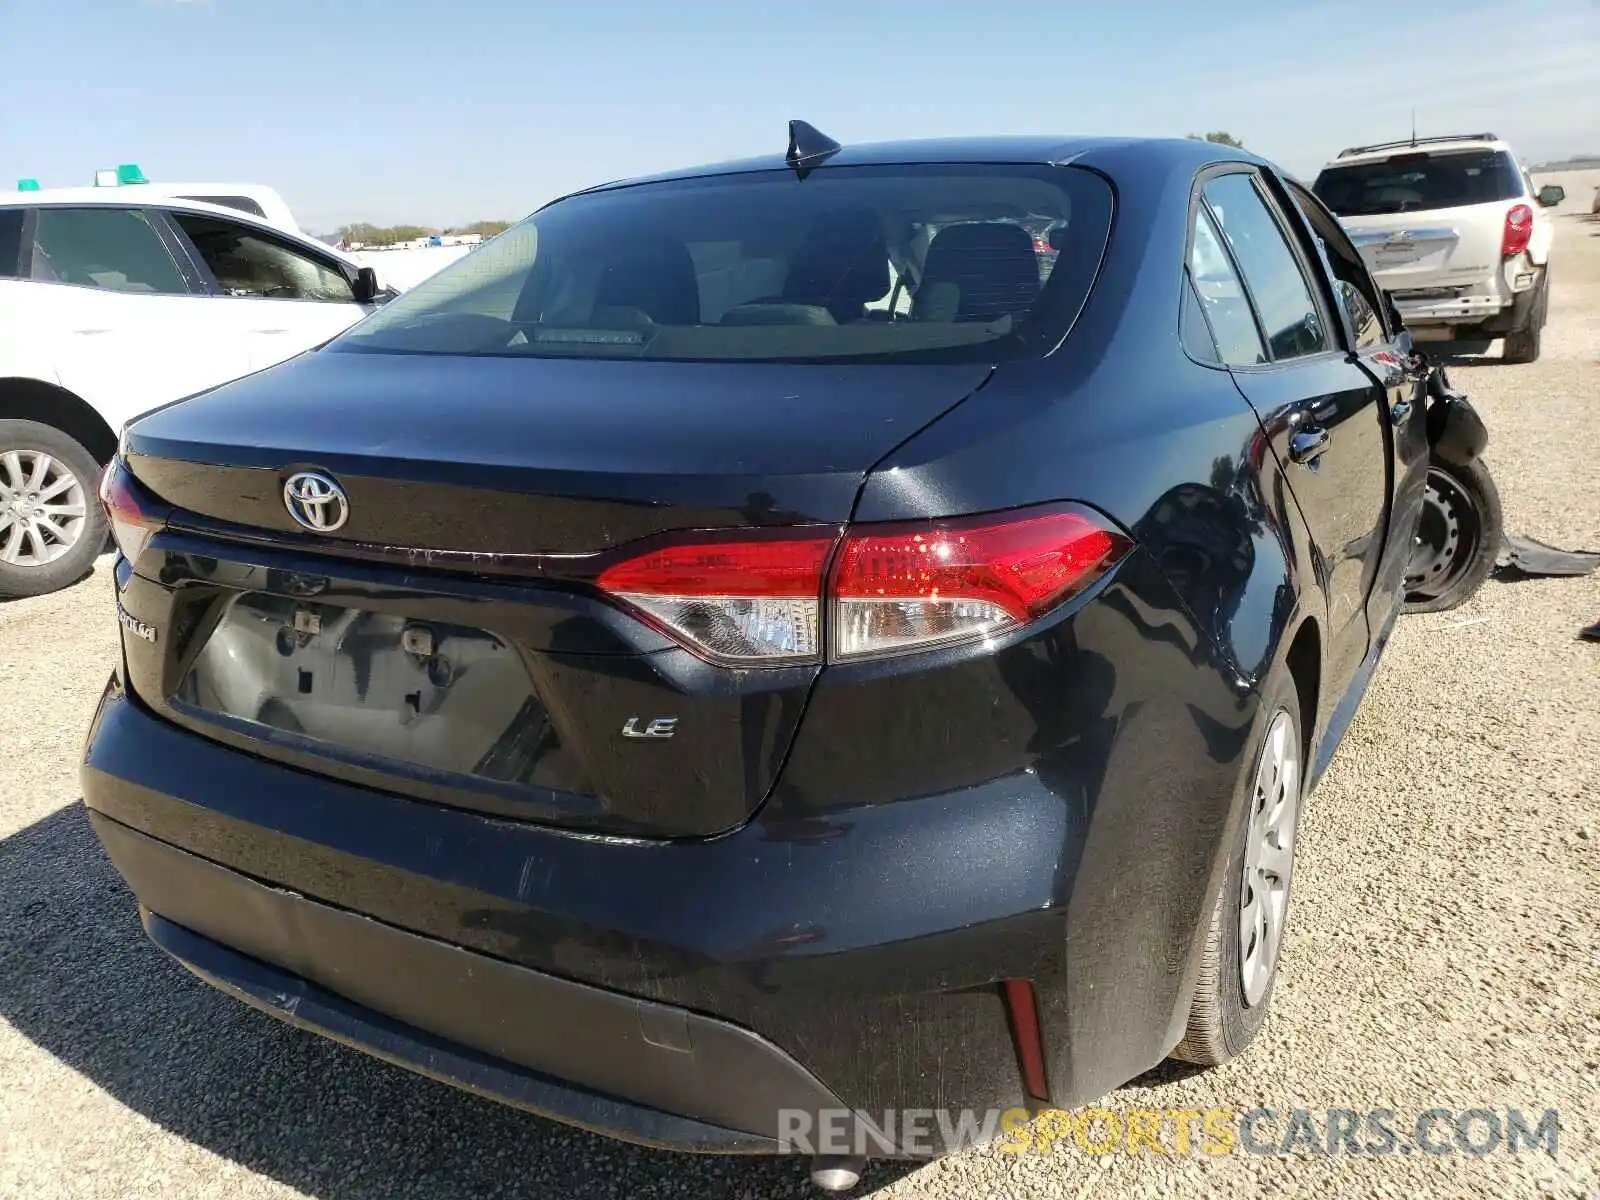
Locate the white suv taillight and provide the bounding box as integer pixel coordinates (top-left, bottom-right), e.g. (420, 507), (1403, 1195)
(1502, 204), (1533, 259)
(595, 505), (1131, 667)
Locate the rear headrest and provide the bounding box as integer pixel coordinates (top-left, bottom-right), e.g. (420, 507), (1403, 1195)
(917, 223), (1041, 322)
(593, 237), (701, 326)
(781, 210), (889, 323)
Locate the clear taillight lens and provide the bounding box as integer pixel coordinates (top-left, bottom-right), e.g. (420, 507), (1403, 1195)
(829, 505), (1131, 661)
(595, 533), (836, 665)
(597, 506), (1132, 666)
(98, 457), (165, 564)
(1502, 204), (1533, 258)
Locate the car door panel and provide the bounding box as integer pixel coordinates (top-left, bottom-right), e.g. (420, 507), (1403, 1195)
(1278, 176), (1431, 638)
(1227, 358), (1389, 684)
(1197, 169), (1391, 688)
(46, 292), (249, 430)
(221, 297), (365, 371)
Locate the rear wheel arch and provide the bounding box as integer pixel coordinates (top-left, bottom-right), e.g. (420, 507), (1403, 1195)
(0, 377), (118, 466)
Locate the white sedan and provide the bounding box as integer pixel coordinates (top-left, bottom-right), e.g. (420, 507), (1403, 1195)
(0, 192), (392, 596)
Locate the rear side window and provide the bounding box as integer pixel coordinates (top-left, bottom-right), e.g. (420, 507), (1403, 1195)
(171, 213), (355, 303)
(1180, 271), (1220, 362)
(30, 208), (188, 295)
(336, 164), (1114, 364)
(178, 194), (269, 219)
(1189, 207), (1265, 365)
(1203, 174), (1329, 362)
(0, 210), (23, 277)
(1312, 150), (1523, 217)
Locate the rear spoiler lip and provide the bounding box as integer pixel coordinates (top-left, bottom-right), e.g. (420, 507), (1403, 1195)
(1337, 133), (1499, 158)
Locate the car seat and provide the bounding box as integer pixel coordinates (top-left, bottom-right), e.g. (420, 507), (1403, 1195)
(914, 223), (1041, 322)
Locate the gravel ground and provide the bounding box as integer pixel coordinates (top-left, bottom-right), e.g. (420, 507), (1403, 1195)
(1, 215), (1596, 1200)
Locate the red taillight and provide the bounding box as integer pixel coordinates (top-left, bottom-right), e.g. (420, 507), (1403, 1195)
(98, 458), (163, 563)
(595, 532), (835, 665)
(595, 505), (1131, 667)
(1502, 204), (1533, 259)
(1002, 978), (1051, 1101)
(829, 505), (1130, 661)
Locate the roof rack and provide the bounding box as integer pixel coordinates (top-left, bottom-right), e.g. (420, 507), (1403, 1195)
(1337, 133), (1499, 158)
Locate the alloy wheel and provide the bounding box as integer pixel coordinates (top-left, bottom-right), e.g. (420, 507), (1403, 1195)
(1239, 708), (1300, 1007)
(0, 450), (90, 568)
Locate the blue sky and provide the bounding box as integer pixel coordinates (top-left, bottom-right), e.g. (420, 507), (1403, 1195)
(2, 0), (1596, 231)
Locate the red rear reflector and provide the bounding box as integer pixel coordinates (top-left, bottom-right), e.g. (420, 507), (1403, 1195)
(829, 504), (1130, 660)
(1002, 978), (1051, 1101)
(1501, 203), (1533, 259)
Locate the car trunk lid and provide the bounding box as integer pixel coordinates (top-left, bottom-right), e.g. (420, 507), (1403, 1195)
(126, 349), (991, 557)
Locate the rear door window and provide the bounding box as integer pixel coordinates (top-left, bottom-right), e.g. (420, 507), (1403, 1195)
(170, 213), (355, 303)
(0, 210), (24, 277)
(1202, 173), (1330, 362)
(29, 208), (189, 294)
(336, 164), (1114, 364)
(1284, 184), (1390, 350)
(1312, 150), (1523, 216)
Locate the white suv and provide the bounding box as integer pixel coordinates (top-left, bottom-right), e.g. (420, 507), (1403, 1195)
(0, 194), (391, 596)
(1311, 134), (1563, 363)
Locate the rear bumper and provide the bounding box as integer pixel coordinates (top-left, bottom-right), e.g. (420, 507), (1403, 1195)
(1392, 291), (1507, 328)
(95, 814), (819, 1153)
(1392, 269), (1540, 338)
(80, 684), (1078, 1147)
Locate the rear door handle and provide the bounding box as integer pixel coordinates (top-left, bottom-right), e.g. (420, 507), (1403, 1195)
(1288, 426), (1331, 466)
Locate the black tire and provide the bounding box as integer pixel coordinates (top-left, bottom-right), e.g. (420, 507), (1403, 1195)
(0, 420), (108, 598)
(1502, 272), (1547, 364)
(1402, 456), (1502, 614)
(1171, 668), (1304, 1066)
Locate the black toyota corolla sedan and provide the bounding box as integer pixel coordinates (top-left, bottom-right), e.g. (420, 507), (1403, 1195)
(84, 126), (1429, 1179)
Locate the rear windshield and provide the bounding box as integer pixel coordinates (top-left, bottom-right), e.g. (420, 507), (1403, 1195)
(334, 164), (1113, 364)
(1312, 150), (1523, 217)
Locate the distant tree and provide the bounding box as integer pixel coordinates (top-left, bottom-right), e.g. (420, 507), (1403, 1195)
(335, 222), (384, 246)
(1187, 131), (1245, 148)
(335, 222), (441, 246)
(450, 220), (512, 237)
(386, 224), (434, 244)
